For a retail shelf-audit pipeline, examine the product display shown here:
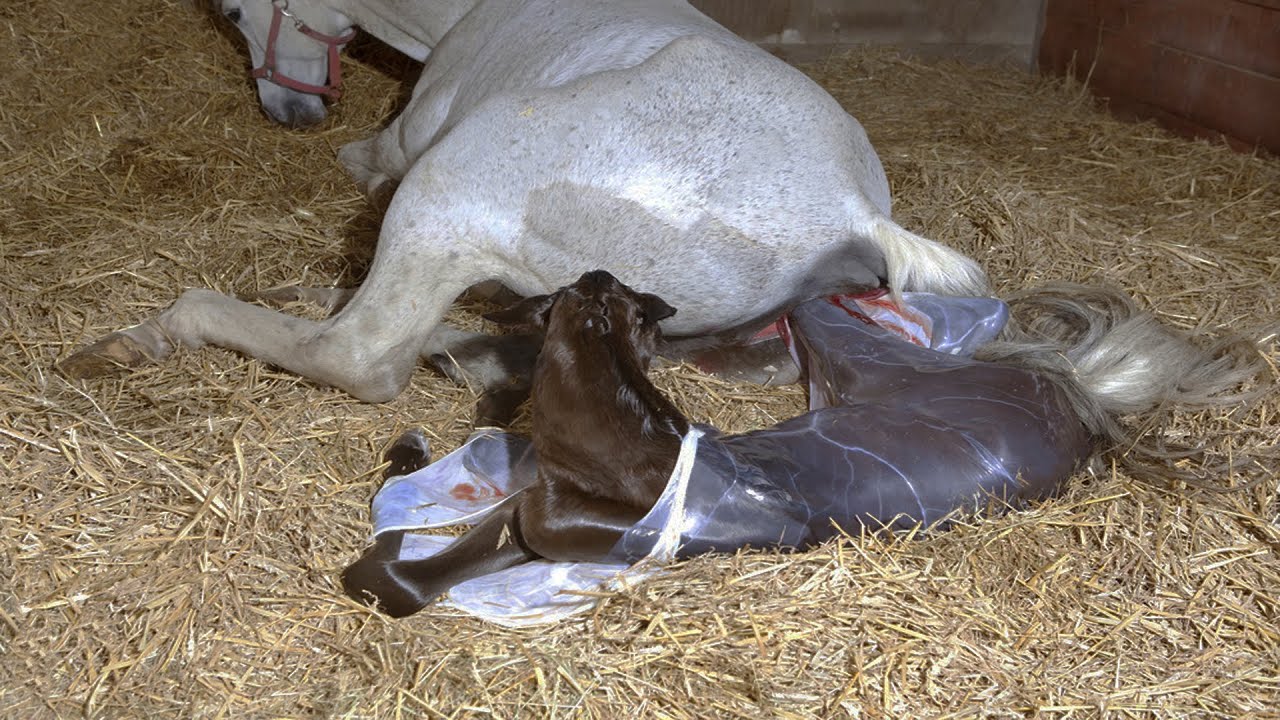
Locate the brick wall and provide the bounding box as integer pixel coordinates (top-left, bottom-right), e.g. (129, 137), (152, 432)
(1038, 0), (1280, 154)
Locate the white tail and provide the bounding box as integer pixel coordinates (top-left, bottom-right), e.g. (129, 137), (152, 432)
(871, 218), (989, 299)
(975, 283), (1270, 471)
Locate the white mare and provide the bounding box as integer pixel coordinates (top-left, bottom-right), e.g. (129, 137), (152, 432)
(63, 0), (988, 403)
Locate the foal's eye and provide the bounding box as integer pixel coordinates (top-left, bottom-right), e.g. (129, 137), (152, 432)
(224, 8), (243, 23)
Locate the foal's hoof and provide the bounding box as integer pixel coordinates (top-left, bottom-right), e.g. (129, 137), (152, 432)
(341, 532), (431, 618)
(383, 429), (432, 479)
(342, 562), (430, 618)
(60, 327), (167, 379)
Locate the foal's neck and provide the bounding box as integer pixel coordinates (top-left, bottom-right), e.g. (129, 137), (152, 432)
(536, 334), (689, 451)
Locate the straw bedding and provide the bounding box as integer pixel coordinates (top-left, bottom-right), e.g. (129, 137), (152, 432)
(2, 1), (1277, 717)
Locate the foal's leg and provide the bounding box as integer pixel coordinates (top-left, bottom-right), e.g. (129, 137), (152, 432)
(518, 484), (655, 563)
(341, 498), (535, 617)
(342, 482), (659, 616)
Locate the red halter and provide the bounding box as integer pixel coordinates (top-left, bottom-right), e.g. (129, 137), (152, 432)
(250, 0), (357, 101)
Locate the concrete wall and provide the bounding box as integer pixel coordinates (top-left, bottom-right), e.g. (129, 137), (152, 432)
(689, 0), (1045, 66)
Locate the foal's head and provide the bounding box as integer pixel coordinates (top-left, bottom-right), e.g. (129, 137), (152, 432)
(488, 270), (677, 369)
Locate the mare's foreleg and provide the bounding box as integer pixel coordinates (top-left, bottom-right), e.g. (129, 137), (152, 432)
(337, 72), (463, 200)
(61, 250), (478, 402)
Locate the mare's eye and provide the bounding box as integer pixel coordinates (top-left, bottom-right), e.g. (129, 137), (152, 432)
(225, 8), (243, 23)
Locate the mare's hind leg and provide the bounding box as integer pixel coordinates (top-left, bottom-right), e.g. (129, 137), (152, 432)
(428, 333), (542, 427)
(663, 336), (800, 386)
(235, 283), (539, 425)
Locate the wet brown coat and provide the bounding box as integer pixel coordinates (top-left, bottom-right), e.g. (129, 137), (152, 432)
(342, 271), (687, 616)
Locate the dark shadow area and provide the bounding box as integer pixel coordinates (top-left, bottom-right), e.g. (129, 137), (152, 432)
(345, 32), (421, 113)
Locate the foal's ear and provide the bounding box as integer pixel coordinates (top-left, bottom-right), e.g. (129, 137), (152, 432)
(484, 293), (556, 331)
(638, 293), (677, 324)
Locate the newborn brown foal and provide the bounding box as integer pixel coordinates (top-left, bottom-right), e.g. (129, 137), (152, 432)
(342, 270), (687, 616)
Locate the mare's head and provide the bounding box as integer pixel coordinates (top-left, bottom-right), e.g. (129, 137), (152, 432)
(488, 271), (678, 371)
(220, 0), (356, 127)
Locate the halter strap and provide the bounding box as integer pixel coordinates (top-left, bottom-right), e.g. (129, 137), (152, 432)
(250, 0), (356, 101)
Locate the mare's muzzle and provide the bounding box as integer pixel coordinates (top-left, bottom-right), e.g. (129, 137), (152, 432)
(251, 0), (356, 101)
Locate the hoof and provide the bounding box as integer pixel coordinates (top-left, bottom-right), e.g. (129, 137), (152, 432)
(428, 352), (469, 386)
(341, 562), (430, 619)
(60, 328), (166, 379)
(383, 430), (432, 479)
(341, 532), (432, 618)
(475, 383), (531, 428)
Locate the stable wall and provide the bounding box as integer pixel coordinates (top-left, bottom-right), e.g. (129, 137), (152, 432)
(690, 0), (1044, 66)
(1038, 0), (1280, 154)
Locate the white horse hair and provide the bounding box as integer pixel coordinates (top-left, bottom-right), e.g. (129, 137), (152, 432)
(63, 0), (987, 402)
(62, 0), (1263, 444)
